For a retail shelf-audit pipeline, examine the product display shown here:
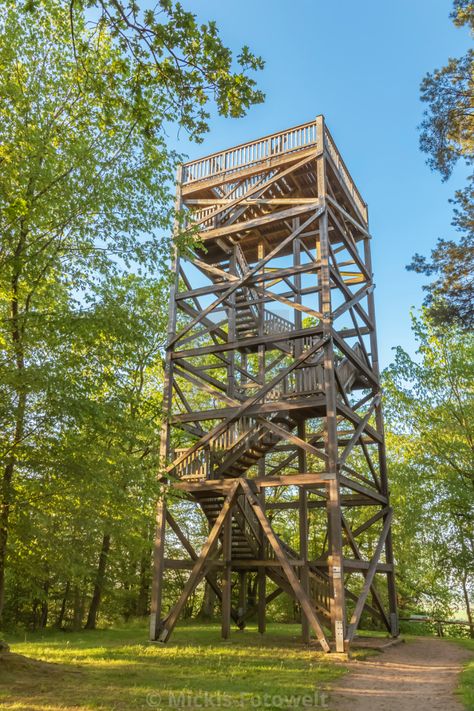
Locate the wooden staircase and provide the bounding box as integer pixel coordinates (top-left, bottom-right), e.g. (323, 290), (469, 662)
(212, 415), (294, 479)
(193, 488), (332, 624)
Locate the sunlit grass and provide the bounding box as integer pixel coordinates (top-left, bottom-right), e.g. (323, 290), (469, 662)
(454, 638), (474, 710)
(0, 621), (348, 710)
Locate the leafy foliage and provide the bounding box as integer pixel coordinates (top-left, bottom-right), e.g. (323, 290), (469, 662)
(409, 1), (474, 329)
(384, 312), (474, 628)
(0, 0), (263, 628)
(75, 0), (265, 142)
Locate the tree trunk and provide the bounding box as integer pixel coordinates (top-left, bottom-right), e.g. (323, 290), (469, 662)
(136, 550), (151, 617)
(247, 574), (257, 610)
(461, 573), (474, 639)
(55, 581), (70, 629)
(0, 251), (28, 622)
(31, 600), (39, 631)
(84, 532), (111, 630)
(40, 580), (49, 628)
(0, 459), (16, 621)
(197, 581), (216, 620)
(72, 585), (84, 631)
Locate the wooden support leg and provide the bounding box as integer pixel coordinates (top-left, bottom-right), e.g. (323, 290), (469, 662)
(257, 488), (266, 634)
(149, 497), (166, 640)
(166, 510), (242, 627)
(257, 236), (267, 637)
(221, 507), (232, 639)
(326, 478), (346, 652)
(298, 424), (310, 644)
(386, 528), (399, 637)
(319, 204), (346, 653)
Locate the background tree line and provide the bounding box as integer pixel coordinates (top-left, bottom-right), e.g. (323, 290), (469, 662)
(0, 0), (472, 635)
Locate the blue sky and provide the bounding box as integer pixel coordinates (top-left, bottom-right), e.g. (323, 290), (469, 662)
(167, 0), (470, 367)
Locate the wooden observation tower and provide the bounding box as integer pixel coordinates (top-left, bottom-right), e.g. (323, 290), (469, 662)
(150, 116), (398, 652)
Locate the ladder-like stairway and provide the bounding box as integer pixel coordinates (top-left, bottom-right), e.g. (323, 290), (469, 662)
(193, 489), (332, 622)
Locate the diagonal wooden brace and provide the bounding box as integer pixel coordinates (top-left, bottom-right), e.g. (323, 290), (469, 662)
(169, 205), (324, 348)
(341, 514), (391, 632)
(158, 481), (240, 642)
(344, 509), (393, 645)
(240, 479), (330, 653)
(165, 510), (242, 628)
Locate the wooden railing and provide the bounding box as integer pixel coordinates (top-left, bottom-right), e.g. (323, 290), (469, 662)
(182, 120), (318, 185)
(323, 126), (368, 223)
(182, 117), (368, 226)
(266, 364), (324, 401)
(211, 417), (254, 456)
(264, 310), (293, 335)
(173, 417), (256, 481)
(173, 446), (210, 480)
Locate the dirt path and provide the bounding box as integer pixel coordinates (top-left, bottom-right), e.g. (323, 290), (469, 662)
(330, 637), (471, 711)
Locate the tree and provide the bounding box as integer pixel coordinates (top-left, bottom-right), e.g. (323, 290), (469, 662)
(75, 0), (265, 141)
(384, 312), (474, 633)
(408, 0), (473, 329)
(3, 274), (166, 627)
(0, 0), (263, 623)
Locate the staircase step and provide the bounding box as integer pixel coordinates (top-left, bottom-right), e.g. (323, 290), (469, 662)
(236, 313), (253, 321)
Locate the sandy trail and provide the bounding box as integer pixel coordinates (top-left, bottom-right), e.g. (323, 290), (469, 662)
(330, 637), (471, 711)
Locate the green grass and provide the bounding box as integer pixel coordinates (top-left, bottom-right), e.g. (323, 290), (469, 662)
(454, 638), (474, 710)
(0, 621), (348, 711)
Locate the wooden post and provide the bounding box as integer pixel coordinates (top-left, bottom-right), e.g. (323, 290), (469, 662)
(149, 496), (166, 640)
(221, 506), (233, 639)
(292, 228), (311, 643)
(257, 239), (267, 635)
(228, 246), (237, 399)
(257, 488), (266, 635)
(318, 145), (346, 652)
(149, 165), (183, 641)
(363, 235), (398, 637)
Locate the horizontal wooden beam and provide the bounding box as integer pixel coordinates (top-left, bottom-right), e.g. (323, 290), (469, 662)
(254, 473), (335, 488)
(310, 559), (393, 572)
(186, 198), (321, 205)
(171, 395), (327, 424)
(264, 494), (381, 511)
(172, 325), (325, 360)
(198, 202), (322, 241)
(175, 262), (321, 302)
